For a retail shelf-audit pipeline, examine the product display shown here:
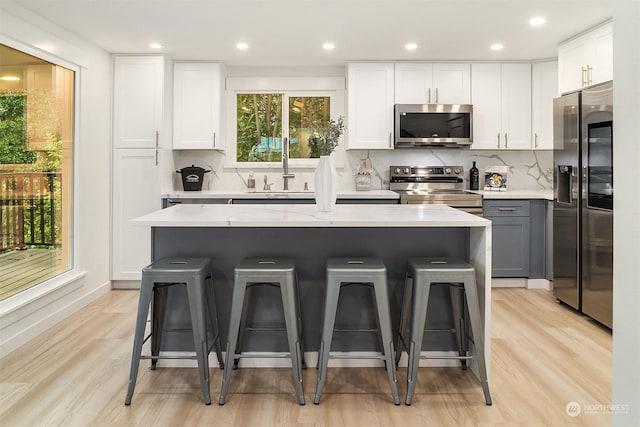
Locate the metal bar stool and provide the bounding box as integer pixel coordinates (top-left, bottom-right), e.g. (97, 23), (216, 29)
(396, 257), (492, 406)
(218, 258), (305, 405)
(125, 258), (224, 405)
(314, 258), (400, 405)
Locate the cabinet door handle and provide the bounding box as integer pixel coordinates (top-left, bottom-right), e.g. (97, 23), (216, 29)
(534, 133), (539, 148)
(435, 88), (438, 103)
(505, 133), (508, 148)
(155, 149), (158, 166)
(213, 132), (216, 148)
(581, 66), (586, 87)
(587, 65), (593, 85)
(427, 88), (431, 104)
(497, 133), (501, 148)
(498, 207), (517, 212)
(389, 132), (393, 148)
(155, 130), (159, 148)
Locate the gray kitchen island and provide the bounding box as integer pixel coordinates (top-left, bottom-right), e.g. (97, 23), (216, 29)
(132, 203), (492, 376)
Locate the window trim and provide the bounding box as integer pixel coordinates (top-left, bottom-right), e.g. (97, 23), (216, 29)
(225, 77), (346, 169)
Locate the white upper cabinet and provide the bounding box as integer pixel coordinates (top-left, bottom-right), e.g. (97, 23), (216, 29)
(532, 61), (558, 150)
(558, 22), (612, 94)
(394, 63), (471, 104)
(501, 63), (532, 150)
(113, 56), (171, 149)
(347, 63), (395, 150)
(173, 62), (225, 150)
(471, 63), (531, 150)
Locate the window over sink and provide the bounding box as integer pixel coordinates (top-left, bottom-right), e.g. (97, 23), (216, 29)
(226, 77), (345, 168)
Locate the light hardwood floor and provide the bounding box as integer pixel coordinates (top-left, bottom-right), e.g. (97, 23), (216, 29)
(0, 288), (612, 426)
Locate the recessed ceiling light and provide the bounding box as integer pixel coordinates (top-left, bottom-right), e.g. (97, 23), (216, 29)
(529, 16), (546, 27)
(236, 42), (249, 50)
(322, 43), (335, 51)
(405, 43), (418, 51)
(149, 43), (162, 49)
(490, 43), (504, 51)
(0, 75), (21, 81)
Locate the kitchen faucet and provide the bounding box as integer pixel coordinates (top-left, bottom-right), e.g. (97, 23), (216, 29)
(282, 137), (295, 190)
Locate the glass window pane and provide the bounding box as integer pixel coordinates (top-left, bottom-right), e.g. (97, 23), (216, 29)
(288, 96), (330, 158)
(236, 93), (283, 162)
(0, 44), (74, 300)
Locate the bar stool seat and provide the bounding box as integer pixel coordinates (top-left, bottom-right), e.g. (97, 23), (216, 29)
(314, 258), (400, 405)
(396, 257), (492, 406)
(125, 257), (223, 405)
(218, 258), (305, 405)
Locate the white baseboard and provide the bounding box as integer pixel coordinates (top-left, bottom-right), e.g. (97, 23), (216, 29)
(491, 278), (551, 290)
(526, 279), (551, 290)
(112, 280), (141, 290)
(0, 279), (111, 358)
(491, 278), (526, 288)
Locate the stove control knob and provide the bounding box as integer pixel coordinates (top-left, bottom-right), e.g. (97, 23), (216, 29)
(394, 167), (401, 174)
(445, 168), (452, 174)
(454, 168), (461, 175)
(403, 167), (410, 174)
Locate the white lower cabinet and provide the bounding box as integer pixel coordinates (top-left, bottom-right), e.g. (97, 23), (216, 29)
(471, 63), (532, 150)
(112, 149), (162, 280)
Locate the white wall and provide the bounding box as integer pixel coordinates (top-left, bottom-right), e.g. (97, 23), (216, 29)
(612, 1), (640, 424)
(0, 2), (112, 356)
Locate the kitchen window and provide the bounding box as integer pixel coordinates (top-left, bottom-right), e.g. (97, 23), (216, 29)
(226, 77), (345, 167)
(0, 44), (75, 301)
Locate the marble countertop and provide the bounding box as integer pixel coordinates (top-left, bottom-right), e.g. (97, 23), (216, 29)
(133, 203), (490, 228)
(470, 189), (553, 200)
(163, 190), (400, 200)
(163, 189), (553, 201)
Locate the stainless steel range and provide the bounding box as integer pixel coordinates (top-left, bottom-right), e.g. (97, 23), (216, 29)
(389, 165), (483, 215)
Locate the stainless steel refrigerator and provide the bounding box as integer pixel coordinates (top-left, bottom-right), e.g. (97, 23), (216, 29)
(552, 81), (613, 329)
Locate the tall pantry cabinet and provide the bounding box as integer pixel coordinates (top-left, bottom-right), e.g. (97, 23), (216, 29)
(111, 55), (173, 281)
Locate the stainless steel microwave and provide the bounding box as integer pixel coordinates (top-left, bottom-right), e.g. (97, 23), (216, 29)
(394, 104), (473, 148)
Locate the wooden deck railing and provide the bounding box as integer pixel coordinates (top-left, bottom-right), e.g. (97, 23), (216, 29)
(0, 172), (60, 251)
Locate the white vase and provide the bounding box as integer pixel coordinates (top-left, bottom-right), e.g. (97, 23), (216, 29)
(314, 155), (337, 212)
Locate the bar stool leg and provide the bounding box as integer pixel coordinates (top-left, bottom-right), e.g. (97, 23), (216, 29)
(218, 278), (248, 405)
(313, 274), (341, 404)
(449, 285), (468, 370)
(204, 274), (224, 368)
(280, 275), (305, 405)
(405, 276), (431, 406)
(150, 284), (168, 370)
(395, 274), (413, 366)
(125, 277), (154, 405)
(186, 276), (212, 405)
(294, 273), (306, 369)
(232, 285), (252, 369)
(372, 274), (401, 405)
(461, 274), (492, 405)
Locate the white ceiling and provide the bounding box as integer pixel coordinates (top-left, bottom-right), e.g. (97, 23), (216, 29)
(11, 0), (612, 66)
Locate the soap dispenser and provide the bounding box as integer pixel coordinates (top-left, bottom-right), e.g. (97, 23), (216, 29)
(247, 172), (256, 192)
